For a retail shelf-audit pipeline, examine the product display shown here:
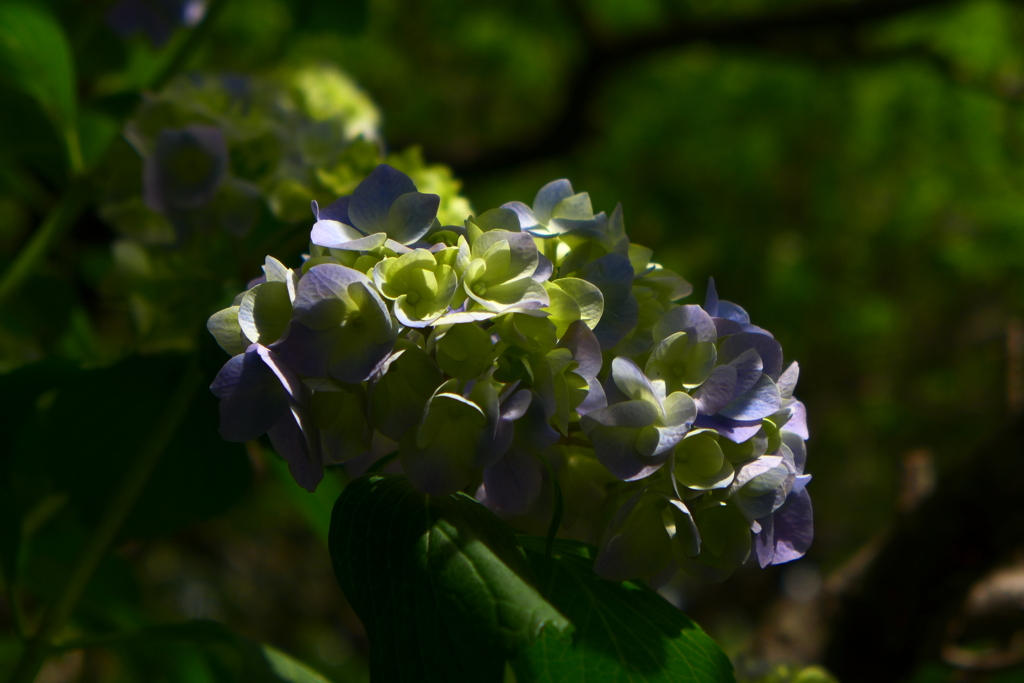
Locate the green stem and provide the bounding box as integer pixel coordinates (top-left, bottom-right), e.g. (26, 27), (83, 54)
(0, 0), (229, 309)
(2, 563), (27, 641)
(6, 361), (203, 683)
(150, 0), (229, 92)
(0, 179), (91, 309)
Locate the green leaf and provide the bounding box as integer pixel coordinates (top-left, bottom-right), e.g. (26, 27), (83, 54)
(328, 474), (570, 682)
(4, 354), (253, 541)
(82, 620), (332, 683)
(0, 2), (77, 163)
(513, 538), (736, 683)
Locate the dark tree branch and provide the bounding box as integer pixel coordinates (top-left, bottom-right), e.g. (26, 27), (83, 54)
(822, 413), (1024, 682)
(450, 0), (970, 177)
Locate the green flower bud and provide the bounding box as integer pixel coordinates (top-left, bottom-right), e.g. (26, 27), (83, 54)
(372, 248), (458, 327)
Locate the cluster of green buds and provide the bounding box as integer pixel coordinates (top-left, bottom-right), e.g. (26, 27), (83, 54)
(209, 165), (813, 583)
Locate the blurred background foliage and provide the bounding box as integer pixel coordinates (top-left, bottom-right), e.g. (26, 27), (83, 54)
(3, 0), (1024, 681)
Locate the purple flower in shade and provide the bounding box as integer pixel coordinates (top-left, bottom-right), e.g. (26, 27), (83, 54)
(581, 357), (696, 481)
(309, 164), (440, 252)
(106, 0), (206, 47)
(578, 253), (640, 350)
(210, 344), (323, 491)
(479, 388), (554, 515)
(270, 263), (398, 385)
(682, 281), (784, 445)
(752, 361), (813, 567)
(144, 125), (227, 214)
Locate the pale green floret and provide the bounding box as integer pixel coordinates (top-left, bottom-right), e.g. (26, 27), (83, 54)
(646, 331), (718, 392)
(455, 231), (549, 315)
(674, 429), (735, 491)
(238, 281), (292, 345)
(543, 277), (604, 338)
(207, 305), (248, 355)
(372, 248), (458, 327)
(435, 323), (496, 380)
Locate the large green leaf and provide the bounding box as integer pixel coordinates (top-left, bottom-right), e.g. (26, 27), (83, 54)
(512, 538), (736, 683)
(0, 3), (76, 142)
(328, 473), (570, 682)
(84, 620), (332, 683)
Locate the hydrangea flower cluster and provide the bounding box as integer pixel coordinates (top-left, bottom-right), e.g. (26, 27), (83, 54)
(209, 165), (813, 583)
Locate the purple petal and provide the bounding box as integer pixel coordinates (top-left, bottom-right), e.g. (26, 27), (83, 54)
(558, 320), (602, 381)
(310, 220), (367, 248)
(576, 377), (607, 416)
(693, 365), (738, 415)
(532, 179), (575, 225)
(782, 400), (809, 440)
(755, 513), (775, 568)
(582, 422), (670, 481)
(714, 318), (773, 338)
(720, 374), (782, 421)
(771, 489), (813, 565)
(212, 346), (287, 442)
(348, 164), (417, 234)
(720, 333), (784, 381)
(777, 361), (800, 399)
(694, 414), (764, 443)
(653, 305), (717, 345)
(500, 201), (539, 230)
(314, 195), (352, 223)
(580, 253), (639, 350)
(268, 413), (324, 493)
(729, 348), (765, 398)
(388, 191), (440, 245)
(144, 125), (227, 213)
(483, 444), (543, 514)
(533, 253), (554, 282)
(704, 278), (719, 317)
(717, 301), (750, 324)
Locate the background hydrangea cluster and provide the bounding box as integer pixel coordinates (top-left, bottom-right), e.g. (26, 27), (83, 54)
(208, 164), (813, 584)
(95, 66), (470, 353)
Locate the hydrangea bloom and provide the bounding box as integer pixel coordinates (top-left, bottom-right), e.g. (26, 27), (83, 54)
(209, 166), (814, 584)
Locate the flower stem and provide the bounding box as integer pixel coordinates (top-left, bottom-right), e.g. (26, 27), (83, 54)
(5, 361), (203, 683)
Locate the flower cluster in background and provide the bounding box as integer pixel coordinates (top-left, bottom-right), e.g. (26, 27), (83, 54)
(95, 66), (470, 353)
(208, 165), (813, 583)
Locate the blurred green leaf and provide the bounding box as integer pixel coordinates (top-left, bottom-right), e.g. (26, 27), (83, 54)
(0, 2), (77, 168)
(290, 0), (369, 36)
(328, 473), (570, 682)
(89, 620), (332, 682)
(512, 538), (736, 683)
(3, 353), (252, 541)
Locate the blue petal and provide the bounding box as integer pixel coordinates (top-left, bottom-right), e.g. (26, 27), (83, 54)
(267, 413), (324, 493)
(500, 201), (539, 231)
(719, 374), (782, 421)
(313, 195), (352, 223)
(704, 277), (719, 317)
(693, 365), (737, 415)
(771, 488), (813, 565)
(720, 333), (783, 380)
(580, 253), (639, 350)
(558, 320), (602, 381)
(532, 179), (575, 225)
(212, 346), (287, 442)
(388, 191), (440, 245)
(348, 164), (417, 234)
(653, 305), (717, 344)
(694, 414), (764, 443)
(483, 444), (543, 515)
